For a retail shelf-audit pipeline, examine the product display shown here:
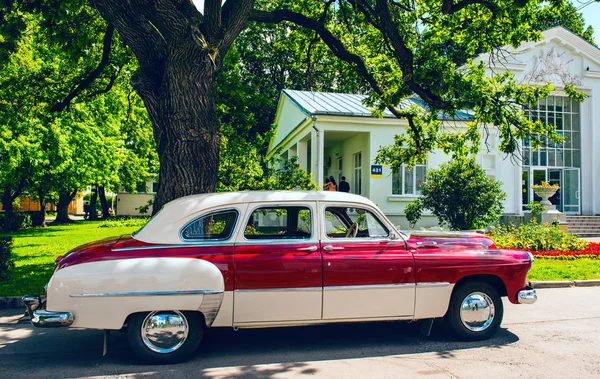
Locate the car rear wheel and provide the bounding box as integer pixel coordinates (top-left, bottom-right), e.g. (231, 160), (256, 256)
(444, 281), (503, 341)
(127, 310), (204, 364)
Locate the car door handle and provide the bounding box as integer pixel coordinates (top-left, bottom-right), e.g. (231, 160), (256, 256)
(323, 245), (344, 251)
(297, 246), (318, 252)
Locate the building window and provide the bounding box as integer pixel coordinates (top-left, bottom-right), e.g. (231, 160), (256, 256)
(522, 96), (581, 168)
(392, 164), (426, 196)
(151, 182), (159, 193)
(353, 152), (362, 194)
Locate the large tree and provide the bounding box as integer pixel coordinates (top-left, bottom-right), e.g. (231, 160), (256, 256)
(0, 0), (593, 213)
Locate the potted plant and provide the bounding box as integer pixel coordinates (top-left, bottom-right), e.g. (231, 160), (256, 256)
(531, 181), (560, 207)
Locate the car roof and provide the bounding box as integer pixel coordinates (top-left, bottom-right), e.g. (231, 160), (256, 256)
(134, 191), (377, 244)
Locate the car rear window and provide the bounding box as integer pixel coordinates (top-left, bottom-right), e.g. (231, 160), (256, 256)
(244, 206), (312, 240)
(181, 210), (238, 241)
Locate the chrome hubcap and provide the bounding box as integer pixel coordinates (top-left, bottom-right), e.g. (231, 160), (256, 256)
(141, 311), (188, 353)
(460, 292), (495, 332)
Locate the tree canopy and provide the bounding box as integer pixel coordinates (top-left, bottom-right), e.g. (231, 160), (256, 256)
(0, 0), (596, 214)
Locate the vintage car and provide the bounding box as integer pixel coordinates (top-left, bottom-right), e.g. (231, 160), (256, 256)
(23, 191), (537, 363)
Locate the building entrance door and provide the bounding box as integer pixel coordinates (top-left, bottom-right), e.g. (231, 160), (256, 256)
(522, 167), (580, 214)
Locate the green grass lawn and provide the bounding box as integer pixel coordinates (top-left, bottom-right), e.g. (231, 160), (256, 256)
(1, 220), (599, 297)
(528, 258), (600, 281)
(0, 219), (146, 297)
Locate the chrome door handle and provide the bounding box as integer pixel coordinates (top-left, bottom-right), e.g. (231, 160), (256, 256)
(297, 246), (318, 252)
(323, 245), (344, 251)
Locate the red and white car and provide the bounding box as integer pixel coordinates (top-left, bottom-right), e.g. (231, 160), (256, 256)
(23, 191), (537, 363)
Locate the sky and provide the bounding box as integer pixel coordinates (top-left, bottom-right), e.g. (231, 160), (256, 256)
(581, 1), (600, 45)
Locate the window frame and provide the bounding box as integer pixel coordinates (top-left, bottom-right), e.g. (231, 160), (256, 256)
(241, 204), (315, 242)
(179, 208), (240, 242)
(392, 163), (427, 196)
(322, 204), (390, 241)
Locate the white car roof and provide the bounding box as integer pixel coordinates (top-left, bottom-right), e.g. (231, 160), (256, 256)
(134, 191), (376, 244)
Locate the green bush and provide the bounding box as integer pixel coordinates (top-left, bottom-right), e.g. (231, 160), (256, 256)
(99, 217), (150, 229)
(490, 221), (587, 251)
(418, 157), (506, 230)
(0, 212), (32, 232)
(404, 200), (422, 229)
(0, 236), (15, 282)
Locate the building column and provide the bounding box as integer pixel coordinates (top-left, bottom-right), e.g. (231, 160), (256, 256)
(311, 127), (325, 188)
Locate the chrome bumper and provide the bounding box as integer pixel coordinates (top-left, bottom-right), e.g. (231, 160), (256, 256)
(517, 288), (538, 304)
(22, 295), (74, 328)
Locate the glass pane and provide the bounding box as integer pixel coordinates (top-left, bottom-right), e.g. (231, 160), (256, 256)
(555, 97), (563, 113)
(245, 207), (311, 240)
(523, 148), (530, 165)
(182, 210), (238, 240)
(556, 149), (563, 167)
(572, 132), (580, 149)
(555, 112), (562, 130)
(573, 114), (580, 131)
(564, 132), (572, 148)
(565, 150), (572, 167)
(564, 114), (571, 131)
(532, 149), (539, 166)
(404, 167), (414, 195)
(563, 170), (579, 209)
(392, 170), (402, 195)
(522, 169), (530, 209)
(548, 149), (555, 166)
(540, 149), (547, 166)
(564, 98), (572, 113)
(573, 150), (581, 167)
(547, 97), (555, 112)
(573, 101), (580, 114)
(416, 166), (426, 195)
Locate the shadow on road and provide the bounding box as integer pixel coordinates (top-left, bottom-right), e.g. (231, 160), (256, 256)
(0, 315), (519, 379)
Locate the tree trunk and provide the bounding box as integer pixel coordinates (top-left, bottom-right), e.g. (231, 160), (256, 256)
(1, 190), (14, 233)
(35, 191), (47, 228)
(98, 186), (110, 218)
(54, 192), (76, 224)
(147, 47), (221, 214)
(89, 187), (99, 221)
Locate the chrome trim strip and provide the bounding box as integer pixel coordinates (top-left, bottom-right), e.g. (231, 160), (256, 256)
(112, 242), (235, 252)
(325, 283), (416, 290)
(70, 289), (223, 298)
(235, 284), (416, 292)
(235, 240), (317, 246)
(199, 291), (225, 327)
(416, 282), (451, 287)
(234, 287), (322, 293)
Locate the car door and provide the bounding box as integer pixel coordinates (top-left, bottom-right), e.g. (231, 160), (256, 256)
(321, 203), (415, 319)
(233, 202), (322, 324)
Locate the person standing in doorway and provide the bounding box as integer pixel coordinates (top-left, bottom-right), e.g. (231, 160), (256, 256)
(83, 201), (90, 220)
(329, 176), (337, 191)
(339, 176), (350, 193)
(323, 178), (336, 191)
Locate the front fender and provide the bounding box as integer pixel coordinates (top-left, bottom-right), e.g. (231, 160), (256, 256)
(47, 257), (224, 330)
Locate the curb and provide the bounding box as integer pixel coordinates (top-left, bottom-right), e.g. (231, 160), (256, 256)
(530, 280), (600, 289)
(0, 296), (23, 310)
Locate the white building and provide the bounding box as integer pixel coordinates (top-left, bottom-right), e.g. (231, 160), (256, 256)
(267, 27), (600, 227)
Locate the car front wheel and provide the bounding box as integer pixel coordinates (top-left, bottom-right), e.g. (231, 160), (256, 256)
(444, 281), (504, 341)
(127, 310), (204, 364)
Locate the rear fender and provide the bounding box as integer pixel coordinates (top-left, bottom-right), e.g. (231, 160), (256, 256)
(47, 257), (224, 330)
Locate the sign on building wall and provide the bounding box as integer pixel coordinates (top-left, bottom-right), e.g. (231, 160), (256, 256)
(370, 165), (383, 178)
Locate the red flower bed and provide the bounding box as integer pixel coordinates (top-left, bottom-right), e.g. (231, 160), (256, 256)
(513, 242), (600, 259)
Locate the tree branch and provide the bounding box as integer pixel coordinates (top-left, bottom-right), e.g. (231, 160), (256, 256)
(251, 7), (423, 152)
(51, 23), (115, 112)
(204, 0), (223, 44)
(219, 0), (255, 59)
(441, 0), (498, 15)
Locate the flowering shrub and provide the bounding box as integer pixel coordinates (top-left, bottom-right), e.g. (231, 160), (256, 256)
(531, 181), (560, 191)
(516, 243), (600, 260)
(490, 221), (587, 252)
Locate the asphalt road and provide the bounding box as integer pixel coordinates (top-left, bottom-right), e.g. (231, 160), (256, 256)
(1, 287), (599, 379)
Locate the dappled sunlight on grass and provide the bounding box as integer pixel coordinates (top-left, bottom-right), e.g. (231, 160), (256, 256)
(0, 221), (142, 297)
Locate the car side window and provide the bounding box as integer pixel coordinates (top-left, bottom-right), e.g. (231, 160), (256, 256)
(181, 210), (238, 241)
(325, 207), (389, 238)
(244, 206), (312, 240)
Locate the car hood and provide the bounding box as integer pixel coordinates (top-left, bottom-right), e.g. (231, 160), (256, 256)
(405, 231), (497, 250)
